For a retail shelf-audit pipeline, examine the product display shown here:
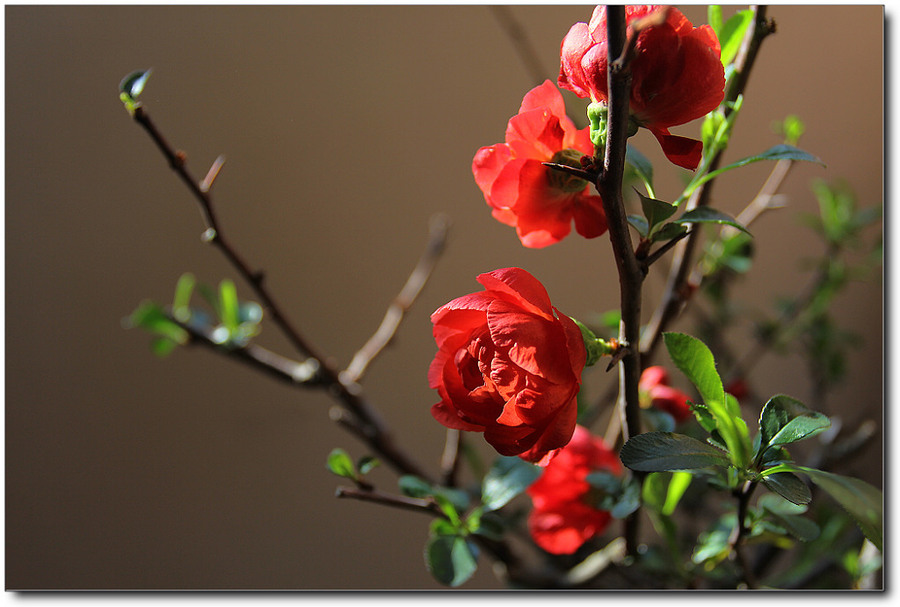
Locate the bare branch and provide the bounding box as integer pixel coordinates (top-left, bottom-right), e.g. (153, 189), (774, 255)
(342, 214), (449, 384)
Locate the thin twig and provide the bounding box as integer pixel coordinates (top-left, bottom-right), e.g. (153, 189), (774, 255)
(342, 214), (449, 384)
(172, 313), (322, 386)
(130, 106), (433, 483)
(335, 486), (444, 518)
(440, 429), (461, 487)
(489, 6), (550, 86)
(731, 480), (759, 589)
(597, 5), (644, 559)
(639, 6), (775, 364)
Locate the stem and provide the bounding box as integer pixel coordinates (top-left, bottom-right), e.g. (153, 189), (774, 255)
(640, 6), (775, 364)
(597, 5), (644, 559)
(131, 106), (432, 483)
(342, 213), (449, 384)
(732, 480), (759, 589)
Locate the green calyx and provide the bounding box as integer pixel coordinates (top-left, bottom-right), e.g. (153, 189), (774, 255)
(548, 148), (589, 193)
(572, 317), (619, 367)
(588, 101), (641, 151)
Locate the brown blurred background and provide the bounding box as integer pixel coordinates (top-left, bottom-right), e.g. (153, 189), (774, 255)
(5, 5), (883, 590)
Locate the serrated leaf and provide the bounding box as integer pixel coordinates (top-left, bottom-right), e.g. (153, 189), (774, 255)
(425, 535), (478, 587)
(620, 432), (730, 472)
(674, 207), (751, 235)
(762, 471), (811, 505)
(793, 466), (883, 552)
(481, 456), (541, 512)
(325, 448), (356, 480)
(759, 395), (831, 455)
(627, 214), (649, 238)
(663, 333), (750, 468)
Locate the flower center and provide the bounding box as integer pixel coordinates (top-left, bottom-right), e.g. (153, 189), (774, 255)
(548, 148), (589, 193)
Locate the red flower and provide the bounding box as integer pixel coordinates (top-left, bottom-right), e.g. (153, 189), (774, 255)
(639, 366), (692, 423)
(429, 267), (586, 465)
(527, 425), (622, 554)
(472, 80), (607, 248)
(558, 5), (725, 170)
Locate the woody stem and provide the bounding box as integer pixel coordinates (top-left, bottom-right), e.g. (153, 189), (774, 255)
(596, 5), (644, 559)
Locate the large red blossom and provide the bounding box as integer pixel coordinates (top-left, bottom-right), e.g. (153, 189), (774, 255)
(428, 267), (586, 465)
(527, 425), (622, 554)
(639, 365), (692, 423)
(472, 80), (607, 248)
(558, 5), (725, 170)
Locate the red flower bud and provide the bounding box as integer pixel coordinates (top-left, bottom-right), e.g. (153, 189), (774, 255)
(526, 425), (621, 554)
(429, 267), (586, 465)
(639, 365), (692, 423)
(558, 5), (725, 170)
(473, 80), (607, 248)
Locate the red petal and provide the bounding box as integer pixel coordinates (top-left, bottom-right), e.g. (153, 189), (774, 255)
(649, 128), (703, 171)
(476, 267), (554, 319)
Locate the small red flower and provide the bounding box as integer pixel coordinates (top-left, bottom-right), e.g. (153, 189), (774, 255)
(639, 366), (692, 423)
(558, 5), (725, 170)
(526, 425), (622, 554)
(429, 267), (586, 465)
(472, 80), (607, 248)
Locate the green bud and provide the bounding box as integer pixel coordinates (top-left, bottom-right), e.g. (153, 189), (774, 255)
(587, 102), (608, 151)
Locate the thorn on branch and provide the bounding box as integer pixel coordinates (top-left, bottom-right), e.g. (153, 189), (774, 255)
(200, 154), (227, 193)
(542, 161), (597, 182)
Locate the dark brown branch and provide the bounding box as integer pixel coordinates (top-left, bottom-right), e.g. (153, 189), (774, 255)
(335, 486), (444, 518)
(640, 6), (775, 364)
(342, 214), (449, 384)
(731, 480), (759, 589)
(130, 106), (433, 483)
(596, 5), (644, 559)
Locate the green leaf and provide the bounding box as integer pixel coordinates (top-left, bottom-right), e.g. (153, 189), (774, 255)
(718, 9), (754, 67)
(674, 207), (751, 235)
(126, 300), (189, 345)
(663, 332), (750, 468)
(398, 475), (434, 499)
(684, 144), (824, 199)
(150, 337), (179, 358)
(626, 145), (655, 196)
(620, 432), (730, 472)
(759, 496), (820, 542)
(792, 466), (883, 552)
(218, 279), (240, 333)
(609, 479), (641, 519)
(325, 448), (357, 480)
(425, 535), (478, 587)
(778, 115), (806, 146)
(637, 191), (678, 235)
(172, 273), (196, 323)
(357, 456), (380, 476)
(627, 214), (649, 238)
(648, 222), (689, 244)
(758, 394), (831, 456)
(429, 518), (459, 537)
(707, 6), (723, 38)
(662, 471), (692, 516)
(481, 456), (541, 512)
(119, 69), (152, 99)
(762, 471), (812, 505)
